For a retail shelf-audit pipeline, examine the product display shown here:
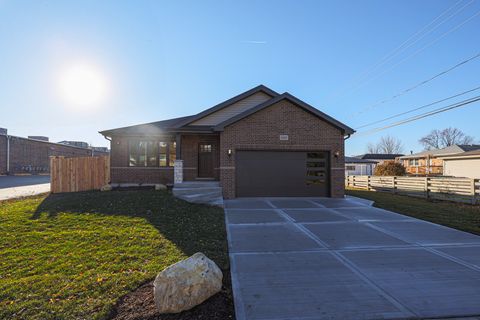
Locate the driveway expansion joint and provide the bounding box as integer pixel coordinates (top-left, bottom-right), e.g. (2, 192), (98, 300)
(225, 197), (480, 320)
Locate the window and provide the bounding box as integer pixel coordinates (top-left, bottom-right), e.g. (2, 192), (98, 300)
(199, 144), (212, 153)
(409, 159), (419, 166)
(306, 152), (327, 185)
(129, 140), (157, 167)
(129, 140), (175, 167)
(169, 142), (176, 166)
(346, 165), (356, 171)
(159, 142), (167, 166)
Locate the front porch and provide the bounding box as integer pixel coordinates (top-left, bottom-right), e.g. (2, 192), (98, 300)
(173, 133), (221, 184)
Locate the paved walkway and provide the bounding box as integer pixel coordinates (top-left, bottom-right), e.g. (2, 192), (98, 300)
(225, 197), (480, 320)
(0, 176), (50, 200)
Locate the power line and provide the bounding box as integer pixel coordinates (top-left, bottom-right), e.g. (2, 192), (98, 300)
(353, 95), (480, 137)
(352, 51), (480, 117)
(327, 0), (473, 101)
(346, 7), (480, 97)
(355, 85), (480, 129)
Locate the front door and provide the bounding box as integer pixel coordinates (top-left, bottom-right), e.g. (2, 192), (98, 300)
(198, 143), (214, 178)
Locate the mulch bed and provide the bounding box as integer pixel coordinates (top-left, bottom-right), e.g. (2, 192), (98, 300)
(108, 270), (235, 320)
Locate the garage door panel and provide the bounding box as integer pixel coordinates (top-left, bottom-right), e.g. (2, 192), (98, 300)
(236, 151), (329, 197)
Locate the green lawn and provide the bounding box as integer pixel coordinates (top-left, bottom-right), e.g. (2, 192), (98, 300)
(0, 190), (227, 320)
(346, 188), (480, 235)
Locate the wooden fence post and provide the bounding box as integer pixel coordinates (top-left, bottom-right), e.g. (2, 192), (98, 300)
(392, 176), (396, 194)
(425, 177), (429, 199)
(471, 179), (476, 205)
(367, 175), (371, 191)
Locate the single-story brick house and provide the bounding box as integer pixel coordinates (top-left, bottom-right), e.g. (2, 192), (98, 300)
(99, 85), (354, 198)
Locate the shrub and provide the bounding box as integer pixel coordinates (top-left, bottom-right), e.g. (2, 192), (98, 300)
(374, 161), (406, 176)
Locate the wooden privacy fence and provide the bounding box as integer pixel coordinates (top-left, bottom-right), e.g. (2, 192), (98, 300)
(346, 175), (480, 205)
(50, 156), (110, 193)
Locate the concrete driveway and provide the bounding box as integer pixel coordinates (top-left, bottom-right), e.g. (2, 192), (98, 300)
(225, 197), (480, 320)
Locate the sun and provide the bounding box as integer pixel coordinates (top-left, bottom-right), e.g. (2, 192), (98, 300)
(59, 63), (108, 107)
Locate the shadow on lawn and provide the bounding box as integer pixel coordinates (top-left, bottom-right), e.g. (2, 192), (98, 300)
(32, 190), (229, 268)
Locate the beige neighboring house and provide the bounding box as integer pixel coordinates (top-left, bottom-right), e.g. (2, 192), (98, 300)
(439, 150), (480, 179)
(399, 145), (480, 176)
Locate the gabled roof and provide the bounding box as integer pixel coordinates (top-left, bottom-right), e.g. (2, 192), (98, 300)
(354, 153), (403, 160)
(174, 85), (279, 128)
(213, 92), (355, 134)
(438, 149), (480, 160)
(399, 144), (480, 159)
(99, 85), (355, 137)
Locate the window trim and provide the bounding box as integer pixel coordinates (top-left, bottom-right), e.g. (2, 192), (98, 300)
(128, 139), (176, 168)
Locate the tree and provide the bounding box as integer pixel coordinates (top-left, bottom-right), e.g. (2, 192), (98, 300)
(374, 162), (406, 176)
(419, 127), (475, 150)
(366, 136), (404, 154)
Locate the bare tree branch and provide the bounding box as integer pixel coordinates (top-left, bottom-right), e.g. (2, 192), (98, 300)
(419, 127), (475, 150)
(366, 136), (404, 154)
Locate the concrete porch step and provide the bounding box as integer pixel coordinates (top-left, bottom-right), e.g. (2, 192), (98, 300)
(173, 187), (222, 196)
(179, 190), (222, 199)
(174, 181), (220, 188)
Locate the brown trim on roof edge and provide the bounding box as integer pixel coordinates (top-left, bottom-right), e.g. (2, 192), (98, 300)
(212, 92), (355, 135)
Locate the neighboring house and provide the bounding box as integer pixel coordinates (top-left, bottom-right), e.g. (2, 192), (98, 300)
(399, 145), (480, 176)
(100, 85), (355, 199)
(345, 157), (377, 176)
(439, 150), (480, 179)
(353, 153), (403, 165)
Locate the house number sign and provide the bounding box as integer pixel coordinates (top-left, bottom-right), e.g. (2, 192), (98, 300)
(279, 134), (289, 141)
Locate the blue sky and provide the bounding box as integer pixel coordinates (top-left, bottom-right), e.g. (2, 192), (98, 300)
(0, 0), (479, 155)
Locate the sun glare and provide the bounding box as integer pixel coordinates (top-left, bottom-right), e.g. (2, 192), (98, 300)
(59, 63), (107, 107)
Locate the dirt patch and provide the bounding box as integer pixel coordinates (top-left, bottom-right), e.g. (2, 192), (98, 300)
(109, 270), (235, 320)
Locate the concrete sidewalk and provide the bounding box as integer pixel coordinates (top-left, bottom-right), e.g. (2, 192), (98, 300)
(225, 197), (480, 320)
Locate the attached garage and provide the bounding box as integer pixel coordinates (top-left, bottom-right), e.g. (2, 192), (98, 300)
(236, 151), (330, 197)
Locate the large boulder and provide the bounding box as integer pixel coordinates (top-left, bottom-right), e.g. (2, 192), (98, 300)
(153, 252), (223, 313)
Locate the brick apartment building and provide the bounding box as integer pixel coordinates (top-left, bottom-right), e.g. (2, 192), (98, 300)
(0, 130), (109, 175)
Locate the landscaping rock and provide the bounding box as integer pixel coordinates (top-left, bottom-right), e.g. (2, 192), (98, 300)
(100, 184), (112, 192)
(155, 184), (167, 191)
(153, 252), (223, 314)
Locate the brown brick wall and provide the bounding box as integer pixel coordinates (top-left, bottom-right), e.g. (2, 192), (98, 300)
(219, 99), (345, 199)
(111, 167), (173, 184)
(0, 135), (95, 174)
(110, 136), (129, 167)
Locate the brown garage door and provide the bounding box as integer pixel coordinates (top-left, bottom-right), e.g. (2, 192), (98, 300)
(236, 151), (330, 197)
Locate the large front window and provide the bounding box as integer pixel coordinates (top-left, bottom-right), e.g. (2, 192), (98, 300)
(129, 140), (176, 167)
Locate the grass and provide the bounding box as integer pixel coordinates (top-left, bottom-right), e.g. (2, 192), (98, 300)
(0, 190), (227, 320)
(346, 188), (480, 235)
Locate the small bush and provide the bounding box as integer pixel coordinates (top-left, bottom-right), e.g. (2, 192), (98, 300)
(374, 162), (406, 176)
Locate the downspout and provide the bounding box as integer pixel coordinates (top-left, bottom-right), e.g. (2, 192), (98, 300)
(6, 135), (10, 174)
(344, 134), (351, 140)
